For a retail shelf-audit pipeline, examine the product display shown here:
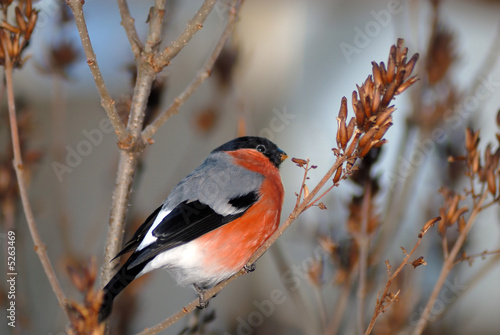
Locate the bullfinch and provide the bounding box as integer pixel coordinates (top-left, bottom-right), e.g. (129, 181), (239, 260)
(99, 136), (287, 322)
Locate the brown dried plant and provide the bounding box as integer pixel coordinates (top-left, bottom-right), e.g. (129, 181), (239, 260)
(66, 259), (105, 335)
(0, 0), (37, 68)
(412, 120), (500, 334)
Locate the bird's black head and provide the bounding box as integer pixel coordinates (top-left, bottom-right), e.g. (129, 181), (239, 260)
(213, 136), (288, 168)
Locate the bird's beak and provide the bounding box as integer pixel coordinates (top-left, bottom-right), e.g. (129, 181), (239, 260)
(280, 152), (288, 162)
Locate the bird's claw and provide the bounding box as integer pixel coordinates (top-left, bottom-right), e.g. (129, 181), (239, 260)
(194, 284), (209, 309)
(244, 263), (256, 273)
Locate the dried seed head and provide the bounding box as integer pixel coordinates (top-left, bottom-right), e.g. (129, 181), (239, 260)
(412, 256), (427, 268)
(419, 216), (440, 238)
(291, 157), (308, 167)
(426, 26), (455, 84)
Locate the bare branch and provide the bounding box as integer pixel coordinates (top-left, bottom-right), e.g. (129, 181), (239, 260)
(117, 0), (143, 57)
(3, 42), (70, 321)
(153, 0), (217, 68)
(65, 0), (127, 140)
(142, 0), (240, 141)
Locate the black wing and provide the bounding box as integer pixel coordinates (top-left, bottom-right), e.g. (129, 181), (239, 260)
(127, 191), (259, 268)
(113, 205), (162, 260)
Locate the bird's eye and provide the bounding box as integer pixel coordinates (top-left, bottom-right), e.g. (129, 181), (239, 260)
(256, 144), (266, 153)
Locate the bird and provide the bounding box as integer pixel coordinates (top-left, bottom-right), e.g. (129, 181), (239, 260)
(98, 136), (287, 322)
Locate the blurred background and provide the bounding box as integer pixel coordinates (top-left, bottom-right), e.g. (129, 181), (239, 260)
(1, 0), (500, 334)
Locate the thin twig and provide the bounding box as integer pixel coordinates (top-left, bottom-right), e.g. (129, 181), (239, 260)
(142, 0), (240, 141)
(364, 217), (439, 335)
(3, 43), (70, 320)
(65, 0), (127, 141)
(117, 0), (143, 57)
(412, 192), (488, 335)
(153, 0), (217, 68)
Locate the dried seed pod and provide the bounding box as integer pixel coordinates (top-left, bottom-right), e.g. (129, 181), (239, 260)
(373, 122), (392, 141)
(1, 21), (21, 34)
(337, 116), (348, 150)
(395, 68), (406, 86)
(358, 140), (373, 157)
(25, 0), (33, 17)
(371, 85), (381, 114)
(395, 75), (419, 95)
(372, 62), (383, 86)
(15, 7), (27, 32)
(458, 216), (466, 233)
(487, 168), (497, 196)
(403, 53), (419, 81)
(395, 39), (406, 65)
(291, 157), (307, 167)
(445, 194), (460, 223)
(346, 117), (356, 142)
(363, 95), (372, 119)
(380, 62), (388, 85)
(303, 184), (310, 199)
(387, 49), (395, 83)
(338, 96), (348, 120)
(12, 33), (19, 58)
(381, 81), (397, 107)
(472, 153), (480, 174)
(372, 139), (387, 148)
(358, 127), (378, 149)
(333, 165), (343, 183)
(375, 107), (395, 126)
(411, 256), (427, 268)
(419, 216), (441, 238)
(25, 9), (38, 41)
(354, 100), (365, 127)
(450, 207), (469, 226)
(465, 128), (479, 152)
(345, 130), (361, 157)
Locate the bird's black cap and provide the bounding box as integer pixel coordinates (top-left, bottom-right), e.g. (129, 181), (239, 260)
(213, 136), (287, 168)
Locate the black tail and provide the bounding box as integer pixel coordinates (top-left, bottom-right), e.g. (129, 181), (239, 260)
(98, 254), (147, 322)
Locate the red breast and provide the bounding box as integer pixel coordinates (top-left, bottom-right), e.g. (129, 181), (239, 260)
(193, 149), (284, 277)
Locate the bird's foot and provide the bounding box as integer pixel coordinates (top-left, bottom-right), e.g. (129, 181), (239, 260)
(244, 263), (256, 273)
(193, 284), (210, 309)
